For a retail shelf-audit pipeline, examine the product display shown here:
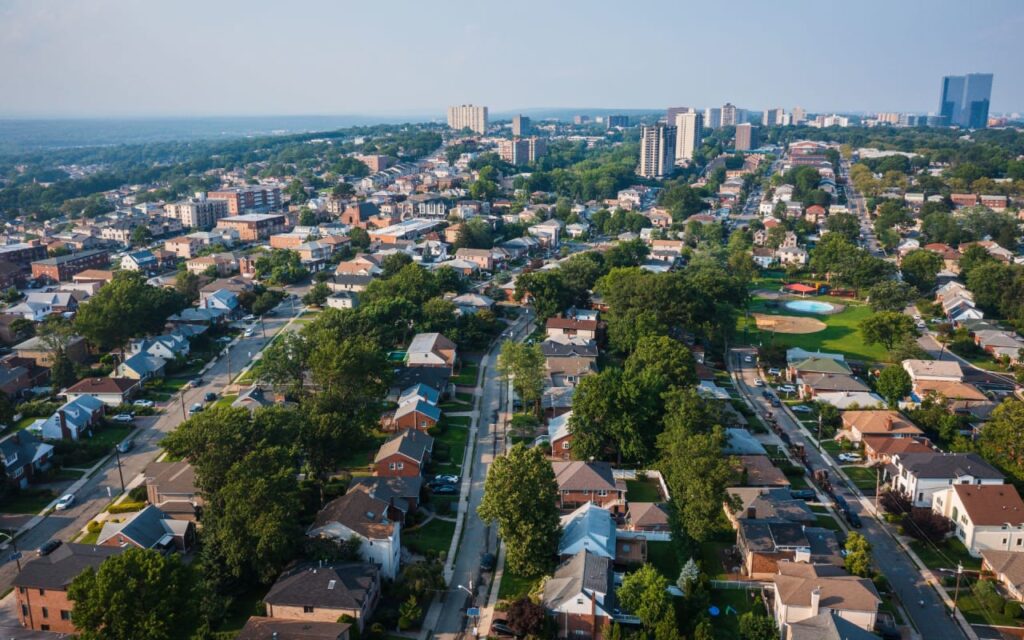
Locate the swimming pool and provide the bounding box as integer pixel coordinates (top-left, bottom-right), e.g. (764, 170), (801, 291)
(785, 300), (835, 314)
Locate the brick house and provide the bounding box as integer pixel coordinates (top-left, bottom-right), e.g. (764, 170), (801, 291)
(551, 461), (627, 513)
(542, 551), (616, 640)
(97, 505), (196, 552)
(737, 519), (843, 579)
(264, 563), (380, 631)
(548, 411), (573, 460)
(373, 429), (433, 478)
(406, 333), (457, 372)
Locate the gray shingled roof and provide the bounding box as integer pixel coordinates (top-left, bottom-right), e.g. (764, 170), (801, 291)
(265, 563), (378, 610)
(13, 544), (122, 590)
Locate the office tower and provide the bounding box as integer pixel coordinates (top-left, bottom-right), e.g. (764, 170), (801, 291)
(606, 114), (630, 128)
(763, 108), (784, 126)
(704, 107), (722, 129)
(791, 106), (806, 125)
(447, 104), (488, 134)
(721, 103), (738, 126)
(939, 73), (993, 129)
(637, 124), (676, 178)
(735, 123), (760, 151)
(511, 115), (530, 136)
(674, 112), (703, 164)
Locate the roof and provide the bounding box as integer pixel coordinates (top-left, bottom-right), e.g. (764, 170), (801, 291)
(312, 490), (395, 539)
(119, 352), (166, 375)
(981, 550), (1024, 592)
(97, 505), (188, 548)
(903, 359), (963, 380)
(953, 484), (1024, 526)
(559, 502), (617, 558)
(773, 571), (880, 613)
(265, 563), (378, 611)
(788, 610), (880, 640)
(861, 436), (933, 458)
(32, 248), (108, 266)
(236, 617), (351, 640)
(728, 487), (816, 524)
(407, 332), (456, 355)
(800, 373), (870, 394)
(792, 356), (853, 375)
(548, 411), (572, 442)
(841, 410), (923, 437)
(786, 348), (845, 365)
(552, 461), (619, 493)
(814, 391), (885, 409)
(348, 476), (423, 514)
(626, 502), (670, 529)
(542, 550), (612, 611)
(896, 452), (1003, 481)
(65, 377), (138, 395)
(393, 398), (442, 423)
(734, 455), (790, 487)
(546, 317), (599, 332)
(914, 380), (987, 402)
(398, 383), (440, 406)
(541, 338), (599, 358)
(12, 544), (123, 590)
(374, 429), (433, 464)
(723, 428), (767, 456)
(391, 366), (450, 392)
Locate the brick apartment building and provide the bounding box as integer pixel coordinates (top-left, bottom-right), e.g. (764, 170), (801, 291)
(31, 249), (109, 283)
(207, 186), (282, 215)
(14, 544), (122, 633)
(164, 197), (229, 229)
(215, 213), (287, 242)
(0, 241), (48, 275)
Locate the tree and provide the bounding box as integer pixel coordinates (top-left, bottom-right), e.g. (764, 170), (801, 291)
(0, 391), (15, 429)
(867, 280), (915, 312)
(979, 399), (1024, 482)
(876, 365), (912, 407)
(677, 557), (700, 591)
(844, 532), (872, 577)
(302, 282), (331, 307)
(825, 212), (861, 243)
(130, 225), (152, 246)
(506, 597), (547, 636)
(75, 270), (185, 350)
(298, 207), (318, 226)
(381, 252), (413, 278)
(515, 270), (574, 321)
(860, 311), (917, 351)
(453, 218), (494, 250)
(398, 595), (422, 630)
(617, 564), (673, 631)
(68, 548), (200, 640)
(251, 291), (281, 316)
(497, 342), (546, 416)
(175, 270), (201, 303)
(477, 444), (560, 576)
(738, 612), (777, 640)
(901, 508), (951, 543)
(254, 249), (308, 285)
(901, 249), (944, 293)
(286, 178), (308, 204)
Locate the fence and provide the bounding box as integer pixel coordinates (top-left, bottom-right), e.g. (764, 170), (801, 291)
(710, 580), (774, 591)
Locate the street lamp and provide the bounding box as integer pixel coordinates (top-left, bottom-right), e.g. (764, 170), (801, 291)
(952, 563), (964, 617)
(113, 445), (126, 494)
(0, 531), (21, 571)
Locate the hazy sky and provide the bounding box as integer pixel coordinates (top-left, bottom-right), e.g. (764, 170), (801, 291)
(1, 0), (1021, 118)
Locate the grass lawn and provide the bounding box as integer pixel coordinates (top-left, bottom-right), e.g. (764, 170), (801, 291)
(214, 394), (238, 409)
(403, 518), (455, 556)
(92, 424), (133, 449)
(738, 299), (891, 362)
(707, 588), (765, 639)
(434, 424), (469, 470)
(698, 540), (733, 580)
(0, 489), (55, 514)
(439, 398), (472, 412)
(815, 514), (843, 531)
(840, 466), (878, 492)
(497, 569), (541, 601)
(909, 538), (982, 572)
(442, 416), (471, 427)
(954, 591), (1022, 627)
(13, 415), (38, 431)
(53, 468), (83, 481)
(453, 362), (479, 386)
(821, 440), (842, 456)
(75, 529), (100, 545)
(647, 541), (681, 581)
(783, 469), (809, 490)
(625, 478), (662, 502)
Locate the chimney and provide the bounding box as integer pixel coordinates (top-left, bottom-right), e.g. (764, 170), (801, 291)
(747, 506), (757, 520)
(885, 415), (894, 431)
(810, 586), (821, 617)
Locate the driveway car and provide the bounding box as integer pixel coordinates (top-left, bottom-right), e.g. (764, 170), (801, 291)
(792, 405), (813, 413)
(838, 453), (863, 463)
(431, 484), (458, 495)
(754, 379), (765, 387)
(116, 439), (134, 453)
(133, 399), (154, 408)
(432, 474), (459, 485)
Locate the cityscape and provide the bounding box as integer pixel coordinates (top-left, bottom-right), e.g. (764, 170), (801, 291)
(0, 2), (1023, 640)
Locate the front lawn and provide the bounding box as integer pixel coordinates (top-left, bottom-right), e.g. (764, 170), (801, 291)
(840, 465), (879, 493)
(432, 424), (469, 473)
(402, 518), (455, 557)
(497, 569), (541, 602)
(214, 395), (238, 409)
(625, 478), (662, 503)
(815, 514), (843, 531)
(91, 424), (133, 450)
(954, 591), (1023, 627)
(909, 538), (982, 572)
(0, 489), (55, 514)
(453, 362), (479, 386)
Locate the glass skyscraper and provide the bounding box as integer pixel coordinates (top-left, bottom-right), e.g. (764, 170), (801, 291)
(939, 73), (993, 129)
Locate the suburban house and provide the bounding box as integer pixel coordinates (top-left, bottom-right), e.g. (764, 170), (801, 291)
(890, 451), (1004, 507)
(838, 410), (924, 443)
(374, 429), (433, 478)
(383, 386), (441, 432)
(113, 352), (167, 381)
(860, 436), (933, 463)
(932, 484), (1024, 556)
(798, 373), (870, 399)
(237, 617), (351, 640)
(737, 519), (842, 579)
(772, 562), (881, 637)
(406, 332), (457, 372)
(0, 430), (54, 488)
(551, 461), (627, 514)
(734, 455), (790, 487)
(31, 395), (104, 441)
(263, 563), (380, 631)
(788, 355), (852, 381)
(13, 335), (90, 367)
(726, 488), (817, 528)
(97, 505), (196, 552)
(546, 317), (599, 342)
(450, 293), (494, 315)
(202, 288), (241, 318)
(558, 502), (646, 566)
(902, 359), (963, 383)
(14, 544), (123, 633)
(308, 492), (401, 579)
(232, 386), (279, 412)
(63, 377), (140, 406)
(347, 476), (423, 524)
(981, 550), (1024, 603)
(548, 411), (573, 460)
(129, 334), (189, 361)
(454, 248), (494, 271)
(542, 551), (616, 640)
(145, 460), (202, 521)
(541, 337), (599, 387)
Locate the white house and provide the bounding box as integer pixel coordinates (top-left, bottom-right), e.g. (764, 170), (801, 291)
(901, 359), (962, 383)
(772, 562), (880, 636)
(892, 452), (1005, 507)
(932, 484), (1024, 557)
(7, 301), (52, 322)
(30, 395), (104, 441)
(130, 334), (190, 361)
(307, 490), (401, 579)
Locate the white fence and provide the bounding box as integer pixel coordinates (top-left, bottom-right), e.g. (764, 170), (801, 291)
(616, 529), (672, 542)
(612, 468), (672, 501)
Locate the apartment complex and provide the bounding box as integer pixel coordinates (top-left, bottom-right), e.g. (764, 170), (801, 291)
(446, 104), (488, 134)
(164, 196), (230, 229)
(207, 185), (283, 215)
(31, 249), (110, 283)
(511, 114), (530, 136)
(215, 213), (288, 242)
(673, 111), (703, 164)
(735, 123), (760, 151)
(763, 108), (784, 126)
(498, 137), (547, 166)
(704, 107), (722, 129)
(721, 102), (739, 126)
(0, 241), (48, 274)
(637, 123), (676, 178)
(606, 114), (629, 128)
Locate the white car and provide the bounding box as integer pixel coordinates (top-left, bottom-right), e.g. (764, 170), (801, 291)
(767, 368), (782, 376)
(111, 413), (134, 423)
(133, 399), (154, 408)
(838, 453), (863, 463)
(244, 328), (256, 337)
(744, 355), (754, 363)
(778, 385), (797, 394)
(754, 379), (765, 387)
(792, 405), (813, 413)
(54, 494), (75, 510)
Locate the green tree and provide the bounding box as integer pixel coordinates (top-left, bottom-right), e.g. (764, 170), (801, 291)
(75, 270), (185, 350)
(860, 311), (917, 351)
(844, 532), (872, 577)
(876, 365), (912, 407)
(174, 270), (201, 303)
(738, 612), (777, 640)
(299, 207), (318, 226)
(617, 564), (673, 631)
(286, 178), (308, 204)
(68, 548), (200, 640)
(867, 280), (915, 312)
(453, 218), (494, 250)
(900, 249), (944, 293)
(497, 341), (546, 416)
(254, 249), (308, 285)
(381, 252), (414, 278)
(302, 282), (331, 307)
(130, 225), (152, 246)
(514, 270), (574, 321)
(398, 595), (423, 630)
(979, 399), (1024, 482)
(477, 444), (561, 576)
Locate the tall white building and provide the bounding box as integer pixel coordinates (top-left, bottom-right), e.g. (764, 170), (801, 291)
(721, 103), (738, 126)
(763, 108), (784, 126)
(637, 124), (677, 178)
(704, 107), (722, 129)
(674, 112), (703, 165)
(447, 104), (488, 134)
(792, 106), (806, 125)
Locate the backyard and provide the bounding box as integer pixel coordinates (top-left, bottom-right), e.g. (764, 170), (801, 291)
(625, 477), (663, 503)
(647, 541), (681, 582)
(402, 518), (455, 557)
(705, 588), (767, 640)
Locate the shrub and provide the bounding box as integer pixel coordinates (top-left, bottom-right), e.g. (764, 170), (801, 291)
(128, 485), (149, 503)
(1004, 600), (1022, 619)
(108, 501), (146, 514)
(86, 520), (104, 533)
(18, 399), (61, 418)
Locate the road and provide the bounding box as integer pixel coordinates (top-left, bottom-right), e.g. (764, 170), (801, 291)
(431, 310), (534, 639)
(916, 332), (1017, 393)
(840, 161), (884, 257)
(0, 294), (306, 592)
(730, 347), (968, 640)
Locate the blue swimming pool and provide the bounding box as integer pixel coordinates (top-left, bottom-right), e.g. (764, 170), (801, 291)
(785, 300), (835, 314)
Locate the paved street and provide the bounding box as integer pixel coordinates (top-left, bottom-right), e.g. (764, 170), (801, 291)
(0, 295), (306, 592)
(730, 347), (968, 640)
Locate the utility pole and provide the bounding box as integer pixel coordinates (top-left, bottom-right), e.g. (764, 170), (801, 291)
(179, 392), (187, 421)
(952, 563), (964, 617)
(874, 465), (881, 513)
(113, 446), (125, 494)
(225, 347), (232, 384)
(817, 413), (823, 451)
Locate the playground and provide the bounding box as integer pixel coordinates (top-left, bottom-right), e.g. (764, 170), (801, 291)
(751, 313), (826, 334)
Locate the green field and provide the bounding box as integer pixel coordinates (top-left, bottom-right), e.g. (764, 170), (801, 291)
(625, 478), (662, 502)
(840, 465), (879, 492)
(402, 518), (455, 556)
(739, 298), (890, 362)
(909, 538), (981, 572)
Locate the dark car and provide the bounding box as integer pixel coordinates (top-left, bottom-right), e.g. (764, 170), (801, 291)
(190, 377), (204, 387)
(432, 484), (458, 495)
(480, 553), (497, 572)
(770, 397), (781, 407)
(833, 494), (850, 514)
(37, 540), (62, 556)
(789, 489), (816, 501)
(846, 510), (863, 528)
(204, 392), (218, 402)
(490, 620), (522, 638)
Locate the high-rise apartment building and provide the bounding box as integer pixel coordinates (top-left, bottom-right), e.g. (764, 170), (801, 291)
(447, 104), (488, 134)
(721, 103), (738, 127)
(939, 73), (993, 129)
(734, 123), (760, 151)
(498, 137), (547, 166)
(704, 107), (722, 130)
(511, 115), (530, 137)
(763, 108), (784, 127)
(674, 112), (703, 165)
(791, 107), (806, 125)
(637, 124), (676, 178)
(207, 185), (282, 215)
(606, 115), (630, 128)
(666, 106), (695, 124)
(164, 195), (230, 229)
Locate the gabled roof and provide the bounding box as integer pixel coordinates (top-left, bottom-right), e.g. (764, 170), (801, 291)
(374, 429), (433, 464)
(12, 544), (122, 590)
(981, 550), (1024, 593)
(723, 428), (767, 456)
(953, 484), (1024, 526)
(312, 491), (394, 539)
(265, 563), (378, 611)
(237, 616), (351, 640)
(788, 610), (880, 640)
(348, 476), (423, 514)
(548, 411), (572, 442)
(896, 452), (1003, 481)
(407, 332), (456, 356)
(65, 377), (139, 395)
(97, 505), (189, 548)
(541, 338), (599, 358)
(119, 352), (166, 375)
(626, 502), (670, 529)
(398, 383), (440, 406)
(393, 398), (442, 423)
(552, 461), (619, 493)
(791, 356), (853, 375)
(542, 550), (613, 611)
(559, 502), (616, 558)
(773, 569), (880, 612)
(841, 410), (923, 437)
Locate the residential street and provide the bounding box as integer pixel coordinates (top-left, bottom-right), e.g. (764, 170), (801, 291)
(429, 310), (534, 640)
(0, 295), (306, 593)
(730, 347), (968, 640)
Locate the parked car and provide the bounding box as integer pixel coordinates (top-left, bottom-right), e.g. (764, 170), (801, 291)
(111, 413), (134, 424)
(770, 397), (781, 407)
(431, 484), (458, 495)
(117, 439), (134, 453)
(778, 385), (797, 394)
(490, 620), (522, 638)
(432, 474), (459, 485)
(789, 489), (816, 501)
(480, 553), (497, 572)
(744, 355), (754, 363)
(244, 327), (256, 337)
(54, 494), (75, 510)
(37, 540), (62, 556)
(761, 389), (772, 399)
(833, 494), (850, 514)
(190, 377), (204, 388)
(845, 510), (863, 528)
(204, 392), (218, 403)
(189, 403), (204, 415)
(767, 368), (782, 376)
(754, 379), (765, 387)
(242, 314), (256, 322)
(792, 405), (813, 413)
(838, 453), (863, 463)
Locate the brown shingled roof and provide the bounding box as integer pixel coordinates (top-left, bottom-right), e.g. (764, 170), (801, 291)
(953, 484), (1024, 526)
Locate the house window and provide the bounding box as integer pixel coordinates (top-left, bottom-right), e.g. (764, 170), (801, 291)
(38, 589), (45, 596)
(397, 462), (404, 470)
(389, 463), (396, 470)
(598, 490), (608, 497)
(41, 625), (49, 632)
(41, 607), (48, 619)
(303, 606), (315, 613)
(60, 610), (70, 621)
(562, 441), (571, 450)
(20, 605), (27, 617)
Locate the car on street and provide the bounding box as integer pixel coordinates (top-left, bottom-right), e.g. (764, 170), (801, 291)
(189, 403), (204, 415)
(54, 494), (75, 510)
(480, 552), (497, 572)
(190, 377), (204, 388)
(242, 314), (256, 322)
(111, 413), (134, 423)
(37, 540), (62, 556)
(845, 510), (863, 528)
(133, 399), (154, 408)
(761, 389), (772, 399)
(431, 484), (458, 495)
(432, 474), (459, 485)
(117, 439), (134, 453)
(833, 494), (849, 513)
(204, 392), (218, 403)
(770, 397), (781, 407)
(791, 405), (813, 413)
(838, 453), (863, 463)
(244, 327), (256, 337)
(754, 379), (765, 387)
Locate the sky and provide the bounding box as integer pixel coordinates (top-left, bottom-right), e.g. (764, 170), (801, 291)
(1, 0), (1022, 119)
